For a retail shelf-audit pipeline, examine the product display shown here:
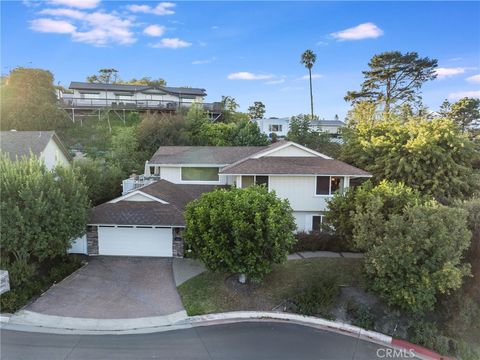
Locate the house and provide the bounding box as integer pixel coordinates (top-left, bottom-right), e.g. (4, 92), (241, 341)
(254, 117), (346, 138)
(0, 130), (71, 170)
(73, 141), (370, 258)
(57, 81), (223, 122)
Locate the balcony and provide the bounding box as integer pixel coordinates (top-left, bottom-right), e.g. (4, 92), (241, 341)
(122, 174), (161, 195)
(58, 97), (223, 113)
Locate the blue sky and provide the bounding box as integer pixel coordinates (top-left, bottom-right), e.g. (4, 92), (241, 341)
(1, 1), (479, 119)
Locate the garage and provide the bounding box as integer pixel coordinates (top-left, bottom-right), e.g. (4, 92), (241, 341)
(98, 226), (173, 257)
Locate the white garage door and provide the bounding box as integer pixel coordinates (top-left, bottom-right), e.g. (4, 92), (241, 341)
(98, 226), (173, 257)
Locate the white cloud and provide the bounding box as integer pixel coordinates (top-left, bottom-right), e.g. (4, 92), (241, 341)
(150, 38), (192, 49)
(299, 73), (323, 80)
(316, 40), (328, 46)
(265, 78), (285, 85)
(448, 90), (480, 100)
(143, 25), (166, 37)
(331, 22), (383, 41)
(31, 10), (136, 46)
(435, 67), (467, 79)
(39, 8), (86, 20)
(29, 18), (76, 33)
(192, 57), (216, 65)
(48, 0), (100, 9)
(466, 74), (480, 83)
(227, 72), (274, 80)
(127, 2), (175, 16)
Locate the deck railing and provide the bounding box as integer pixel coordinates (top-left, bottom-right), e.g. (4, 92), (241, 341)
(58, 98), (223, 112)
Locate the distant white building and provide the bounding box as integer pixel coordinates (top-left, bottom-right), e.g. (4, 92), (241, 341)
(254, 117), (346, 138)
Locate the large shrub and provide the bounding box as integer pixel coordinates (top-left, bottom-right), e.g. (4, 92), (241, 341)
(324, 180), (428, 251)
(341, 115), (478, 199)
(0, 155), (89, 288)
(362, 205), (471, 314)
(184, 186), (296, 282)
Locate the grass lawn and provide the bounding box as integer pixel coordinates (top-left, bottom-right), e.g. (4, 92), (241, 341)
(177, 258), (364, 316)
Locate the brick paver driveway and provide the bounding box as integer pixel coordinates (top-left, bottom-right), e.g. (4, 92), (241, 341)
(26, 257), (184, 319)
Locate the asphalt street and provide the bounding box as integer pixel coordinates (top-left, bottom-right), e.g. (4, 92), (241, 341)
(1, 322), (402, 360)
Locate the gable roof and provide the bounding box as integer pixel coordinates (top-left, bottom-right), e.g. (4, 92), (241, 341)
(149, 145), (267, 165)
(69, 81), (207, 97)
(89, 180), (224, 226)
(219, 157), (371, 176)
(0, 131), (71, 162)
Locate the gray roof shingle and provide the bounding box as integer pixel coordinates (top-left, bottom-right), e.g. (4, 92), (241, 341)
(219, 157), (371, 176)
(69, 81), (207, 97)
(89, 180), (225, 226)
(149, 146), (267, 165)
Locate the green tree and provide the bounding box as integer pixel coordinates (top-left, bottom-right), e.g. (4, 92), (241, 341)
(0, 155), (89, 287)
(362, 204), (471, 314)
(340, 115), (478, 199)
(108, 127), (144, 175)
(0, 68), (69, 131)
(351, 181), (430, 250)
(231, 120), (269, 146)
(448, 97), (480, 133)
(137, 113), (190, 154)
(248, 101), (266, 119)
(197, 122), (236, 146)
(73, 158), (124, 205)
(184, 186), (296, 282)
(325, 181), (427, 250)
(286, 114), (340, 157)
(221, 95), (239, 113)
(86, 68), (119, 84)
(301, 49), (317, 119)
(345, 51), (438, 113)
(119, 76), (167, 86)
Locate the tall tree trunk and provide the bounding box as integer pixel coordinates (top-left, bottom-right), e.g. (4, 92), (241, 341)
(385, 78), (391, 115)
(309, 67), (314, 119)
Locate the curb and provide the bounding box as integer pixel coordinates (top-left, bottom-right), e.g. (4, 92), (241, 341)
(187, 311), (392, 344)
(6, 309), (188, 332)
(187, 312), (450, 360)
(1, 310), (452, 359)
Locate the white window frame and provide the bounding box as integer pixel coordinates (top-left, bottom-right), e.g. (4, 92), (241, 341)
(240, 175), (269, 189)
(312, 214), (324, 231)
(268, 124), (282, 132)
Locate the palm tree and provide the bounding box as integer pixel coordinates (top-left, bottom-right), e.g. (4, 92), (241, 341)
(301, 49), (317, 119)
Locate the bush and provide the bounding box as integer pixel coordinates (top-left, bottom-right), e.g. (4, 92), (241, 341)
(291, 231), (350, 252)
(346, 299), (375, 329)
(0, 255), (83, 313)
(290, 277), (339, 317)
(184, 186), (296, 282)
(406, 320), (451, 356)
(363, 205), (471, 314)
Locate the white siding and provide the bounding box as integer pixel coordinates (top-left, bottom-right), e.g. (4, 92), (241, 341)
(269, 176), (330, 211)
(123, 193), (154, 202)
(264, 145), (315, 157)
(68, 235), (87, 254)
(41, 139), (70, 170)
(293, 211), (324, 232)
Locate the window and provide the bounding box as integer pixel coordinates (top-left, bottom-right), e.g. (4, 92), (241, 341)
(241, 176), (254, 188)
(331, 177), (341, 193)
(316, 176), (343, 195)
(255, 176), (269, 187)
(181, 167), (219, 181)
(316, 176), (330, 195)
(240, 175), (269, 188)
(268, 124), (283, 132)
(312, 215), (323, 232)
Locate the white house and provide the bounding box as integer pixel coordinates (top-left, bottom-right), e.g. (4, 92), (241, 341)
(78, 141), (370, 258)
(254, 117), (346, 138)
(0, 130), (71, 170)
